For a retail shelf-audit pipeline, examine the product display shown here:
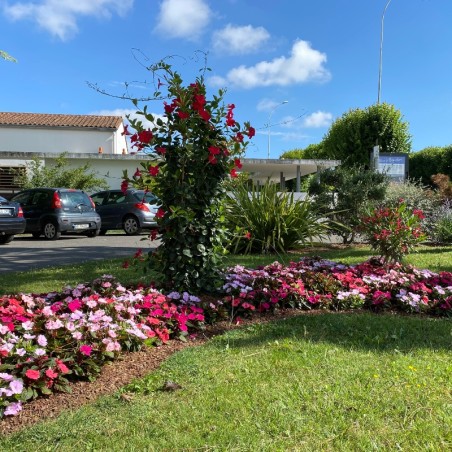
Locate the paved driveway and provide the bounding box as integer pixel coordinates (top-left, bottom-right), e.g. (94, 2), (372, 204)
(0, 233), (158, 273)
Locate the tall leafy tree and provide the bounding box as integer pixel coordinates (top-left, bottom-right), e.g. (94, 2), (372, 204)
(321, 103), (411, 167)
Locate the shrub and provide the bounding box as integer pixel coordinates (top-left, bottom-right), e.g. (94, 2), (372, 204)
(381, 179), (440, 240)
(429, 200), (452, 244)
(358, 201), (426, 263)
(308, 165), (389, 244)
(225, 181), (329, 254)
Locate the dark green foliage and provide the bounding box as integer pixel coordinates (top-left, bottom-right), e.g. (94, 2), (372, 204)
(14, 153), (109, 191)
(321, 103), (411, 167)
(308, 165), (389, 244)
(225, 181), (329, 254)
(409, 146), (452, 186)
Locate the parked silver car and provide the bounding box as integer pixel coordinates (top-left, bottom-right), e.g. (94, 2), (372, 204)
(90, 189), (160, 235)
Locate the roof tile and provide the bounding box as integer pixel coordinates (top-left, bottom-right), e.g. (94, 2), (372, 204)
(0, 112), (123, 129)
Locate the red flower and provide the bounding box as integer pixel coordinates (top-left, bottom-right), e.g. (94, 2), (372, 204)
(122, 260), (130, 269)
(121, 124), (131, 136)
(226, 104), (236, 127)
(134, 248), (143, 259)
(67, 299), (82, 312)
(234, 158), (243, 169)
(208, 146), (220, 155)
(120, 180), (129, 194)
(230, 168), (238, 178)
(247, 126), (255, 138)
(155, 146), (167, 155)
(244, 231), (251, 240)
(156, 208), (165, 219)
(164, 102), (176, 114)
(25, 369), (40, 380)
(177, 110), (190, 120)
(198, 109), (211, 121)
(150, 229), (158, 241)
(208, 154), (218, 165)
(134, 168), (141, 177)
(192, 94), (206, 110)
(234, 132), (244, 143)
(149, 165), (160, 176)
(138, 130), (153, 144)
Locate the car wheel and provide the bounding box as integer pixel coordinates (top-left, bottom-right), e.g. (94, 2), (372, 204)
(43, 221), (61, 240)
(99, 229), (108, 236)
(0, 234), (14, 245)
(85, 229), (100, 238)
(32, 231), (41, 239)
(123, 215), (141, 235)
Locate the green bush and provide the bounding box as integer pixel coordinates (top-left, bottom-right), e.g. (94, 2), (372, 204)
(381, 179), (441, 241)
(308, 165), (389, 244)
(225, 181), (329, 254)
(409, 145), (452, 186)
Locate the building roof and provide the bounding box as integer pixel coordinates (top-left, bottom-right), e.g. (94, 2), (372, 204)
(0, 112), (123, 130)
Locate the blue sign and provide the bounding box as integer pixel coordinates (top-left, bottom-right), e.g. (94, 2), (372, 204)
(378, 154), (407, 182)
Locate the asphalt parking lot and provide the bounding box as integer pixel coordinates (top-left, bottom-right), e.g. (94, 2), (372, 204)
(0, 232), (159, 273)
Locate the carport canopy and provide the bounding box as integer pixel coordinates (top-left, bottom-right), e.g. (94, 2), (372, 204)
(241, 158), (341, 191)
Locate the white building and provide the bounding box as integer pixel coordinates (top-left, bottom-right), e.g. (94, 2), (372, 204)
(0, 112), (340, 196)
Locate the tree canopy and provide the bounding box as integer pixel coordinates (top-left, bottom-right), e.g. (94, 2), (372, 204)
(321, 103), (411, 167)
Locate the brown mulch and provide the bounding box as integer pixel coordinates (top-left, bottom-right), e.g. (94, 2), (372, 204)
(0, 308), (318, 436)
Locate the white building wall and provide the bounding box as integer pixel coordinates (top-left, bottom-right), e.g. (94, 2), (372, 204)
(0, 127), (128, 155)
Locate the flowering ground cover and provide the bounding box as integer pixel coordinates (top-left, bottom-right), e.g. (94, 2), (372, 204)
(1, 257), (451, 421)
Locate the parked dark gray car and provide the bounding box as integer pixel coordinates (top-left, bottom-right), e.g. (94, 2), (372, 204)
(0, 196), (26, 244)
(91, 189), (159, 235)
(10, 188), (101, 240)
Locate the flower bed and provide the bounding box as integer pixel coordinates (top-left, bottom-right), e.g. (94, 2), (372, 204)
(1, 258), (451, 418)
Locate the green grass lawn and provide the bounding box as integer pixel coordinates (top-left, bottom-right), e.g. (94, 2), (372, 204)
(1, 312), (450, 450)
(0, 245), (451, 448)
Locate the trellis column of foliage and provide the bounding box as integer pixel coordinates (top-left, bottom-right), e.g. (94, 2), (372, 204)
(123, 61), (254, 293)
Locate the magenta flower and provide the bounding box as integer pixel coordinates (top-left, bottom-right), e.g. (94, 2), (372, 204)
(80, 345), (92, 356)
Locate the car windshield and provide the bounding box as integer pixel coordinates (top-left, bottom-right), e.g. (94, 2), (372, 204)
(0, 196), (7, 202)
(132, 192), (159, 205)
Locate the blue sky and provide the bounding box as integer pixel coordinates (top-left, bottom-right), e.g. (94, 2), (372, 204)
(1, 0), (451, 158)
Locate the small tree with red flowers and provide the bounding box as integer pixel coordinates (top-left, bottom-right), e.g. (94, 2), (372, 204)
(122, 60), (254, 293)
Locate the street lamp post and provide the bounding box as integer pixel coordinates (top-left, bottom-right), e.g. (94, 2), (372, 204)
(377, 0), (393, 105)
(267, 100), (288, 159)
(374, 0), (393, 171)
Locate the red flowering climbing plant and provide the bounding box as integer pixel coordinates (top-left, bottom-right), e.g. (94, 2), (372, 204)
(122, 60), (253, 293)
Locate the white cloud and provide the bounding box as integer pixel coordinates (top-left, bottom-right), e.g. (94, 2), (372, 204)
(212, 24), (270, 55)
(154, 0), (212, 41)
(210, 39), (330, 88)
(2, 0), (133, 40)
(302, 111), (333, 128)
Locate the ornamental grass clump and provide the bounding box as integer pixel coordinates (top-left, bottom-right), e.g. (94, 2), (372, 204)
(121, 60), (253, 293)
(358, 201), (426, 263)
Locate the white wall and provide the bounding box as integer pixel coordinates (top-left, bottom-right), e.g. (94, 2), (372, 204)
(0, 127), (128, 155)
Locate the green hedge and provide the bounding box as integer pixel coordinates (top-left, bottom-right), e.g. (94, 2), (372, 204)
(409, 145), (452, 185)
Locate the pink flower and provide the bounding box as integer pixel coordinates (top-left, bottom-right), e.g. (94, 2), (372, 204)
(45, 368), (58, 379)
(56, 360), (70, 374)
(80, 345), (92, 356)
(25, 369), (40, 380)
(4, 402), (22, 416)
